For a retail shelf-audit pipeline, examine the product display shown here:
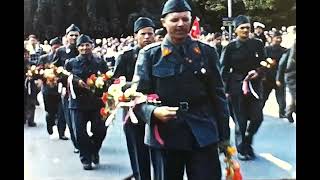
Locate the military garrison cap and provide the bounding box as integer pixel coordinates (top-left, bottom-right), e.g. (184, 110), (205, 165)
(66, 24), (80, 35)
(76, 34), (93, 47)
(233, 15), (250, 29)
(155, 28), (166, 36)
(134, 17), (155, 33)
(161, 0), (192, 17)
(49, 37), (62, 45)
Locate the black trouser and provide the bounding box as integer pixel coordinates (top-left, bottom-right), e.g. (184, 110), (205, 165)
(62, 96), (78, 149)
(124, 121), (151, 180)
(70, 109), (107, 164)
(262, 80), (286, 116)
(151, 143), (221, 180)
(230, 94), (263, 154)
(43, 94), (66, 136)
(24, 95), (36, 124)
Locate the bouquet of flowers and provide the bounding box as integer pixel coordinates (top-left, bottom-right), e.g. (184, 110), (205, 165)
(101, 76), (145, 126)
(42, 64), (71, 87)
(224, 146), (243, 180)
(25, 65), (44, 80)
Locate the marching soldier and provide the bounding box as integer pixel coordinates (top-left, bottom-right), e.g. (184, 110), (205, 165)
(65, 34), (108, 170)
(133, 0), (230, 179)
(37, 37), (69, 140)
(53, 24), (80, 153)
(220, 15), (266, 161)
(24, 48), (38, 127)
(262, 31), (287, 118)
(113, 17), (156, 180)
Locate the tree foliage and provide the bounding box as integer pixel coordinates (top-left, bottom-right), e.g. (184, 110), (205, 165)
(191, 0), (296, 32)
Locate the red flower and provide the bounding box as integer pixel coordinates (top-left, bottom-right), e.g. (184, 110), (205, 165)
(101, 92), (108, 104)
(102, 74), (108, 81)
(89, 74), (97, 81)
(100, 108), (109, 117)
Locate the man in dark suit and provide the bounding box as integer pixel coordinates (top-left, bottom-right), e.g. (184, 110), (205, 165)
(113, 17), (156, 180)
(133, 0), (230, 179)
(220, 15), (266, 161)
(65, 34), (108, 170)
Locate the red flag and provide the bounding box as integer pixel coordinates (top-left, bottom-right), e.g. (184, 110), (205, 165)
(190, 16), (201, 39)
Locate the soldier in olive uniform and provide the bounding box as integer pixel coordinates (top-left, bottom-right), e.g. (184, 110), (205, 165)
(113, 17), (155, 180)
(133, 0), (230, 179)
(53, 24), (80, 153)
(65, 35), (108, 170)
(37, 37), (68, 140)
(220, 15), (266, 161)
(262, 31), (287, 118)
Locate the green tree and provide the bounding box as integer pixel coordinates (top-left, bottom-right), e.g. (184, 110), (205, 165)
(190, 0), (295, 32)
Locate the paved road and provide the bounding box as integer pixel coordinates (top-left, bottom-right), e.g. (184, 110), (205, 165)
(24, 90), (296, 180)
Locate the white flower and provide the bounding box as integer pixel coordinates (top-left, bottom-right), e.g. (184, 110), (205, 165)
(95, 76), (105, 88)
(39, 69), (44, 75)
(118, 76), (126, 87)
(108, 84), (123, 99)
(56, 66), (64, 74)
(260, 61), (268, 67)
(43, 69), (55, 79)
(62, 69), (71, 76)
(30, 65), (36, 71)
(124, 87), (136, 98)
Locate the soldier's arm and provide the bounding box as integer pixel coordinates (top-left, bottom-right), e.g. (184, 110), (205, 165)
(276, 50), (290, 82)
(219, 45), (232, 93)
(207, 46), (230, 142)
(113, 53), (127, 78)
(133, 49), (158, 125)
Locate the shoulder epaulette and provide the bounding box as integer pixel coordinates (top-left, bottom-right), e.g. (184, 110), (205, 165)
(197, 39), (214, 48)
(142, 42), (161, 51)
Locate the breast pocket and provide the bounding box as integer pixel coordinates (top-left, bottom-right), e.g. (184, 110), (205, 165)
(152, 62), (177, 100)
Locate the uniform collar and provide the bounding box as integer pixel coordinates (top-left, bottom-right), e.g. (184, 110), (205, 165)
(133, 45), (141, 55)
(161, 35), (195, 56)
(235, 37), (248, 48)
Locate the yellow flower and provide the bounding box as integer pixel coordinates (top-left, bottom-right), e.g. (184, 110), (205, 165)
(162, 48), (171, 57)
(260, 61), (268, 67)
(193, 47), (201, 55)
(106, 70), (114, 79)
(227, 146), (237, 156)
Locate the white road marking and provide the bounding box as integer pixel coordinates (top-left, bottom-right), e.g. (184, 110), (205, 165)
(259, 153), (293, 171)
